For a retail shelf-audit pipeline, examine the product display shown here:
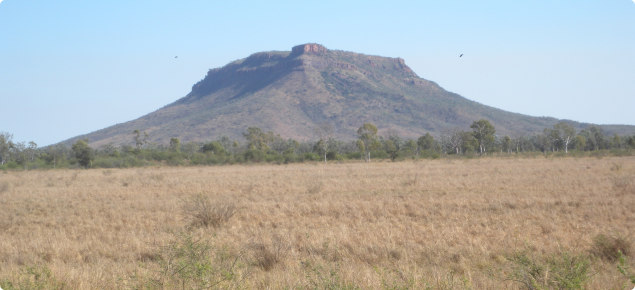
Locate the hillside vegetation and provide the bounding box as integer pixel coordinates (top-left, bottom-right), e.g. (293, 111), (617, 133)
(60, 43), (635, 148)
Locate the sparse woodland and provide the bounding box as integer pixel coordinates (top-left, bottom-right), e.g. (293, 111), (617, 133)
(1, 120), (635, 171)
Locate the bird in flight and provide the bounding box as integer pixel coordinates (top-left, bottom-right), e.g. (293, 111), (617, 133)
(460, 54), (463, 57)
(175, 56), (178, 58)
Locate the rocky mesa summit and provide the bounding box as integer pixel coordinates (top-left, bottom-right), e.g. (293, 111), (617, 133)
(65, 43), (635, 147)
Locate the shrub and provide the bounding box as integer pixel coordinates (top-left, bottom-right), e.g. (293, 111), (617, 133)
(244, 149), (265, 162)
(303, 153), (320, 161)
(326, 150), (339, 161)
(251, 235), (291, 271)
(505, 250), (590, 290)
(0, 265), (67, 290)
(183, 194), (237, 228)
(617, 251), (635, 287)
(123, 232), (246, 290)
(591, 233), (632, 262)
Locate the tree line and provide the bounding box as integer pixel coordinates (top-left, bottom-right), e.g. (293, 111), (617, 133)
(1, 120), (635, 170)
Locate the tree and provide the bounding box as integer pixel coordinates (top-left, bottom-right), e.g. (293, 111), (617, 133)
(470, 119), (496, 155)
(232, 140), (240, 155)
(573, 135), (586, 151)
(357, 123), (380, 162)
(315, 123), (334, 163)
(553, 122), (576, 153)
(384, 140), (398, 161)
(202, 141), (226, 155)
(0, 132), (13, 165)
(628, 136), (635, 150)
(72, 139), (94, 168)
(502, 135), (512, 153)
(612, 134), (622, 150)
(183, 141), (199, 156)
(27, 141), (37, 161)
(170, 138), (181, 153)
(537, 131), (551, 155)
(13, 142), (28, 170)
(243, 127), (270, 150)
(43, 144), (66, 169)
(403, 139), (418, 157)
(385, 129), (402, 152)
(417, 133), (435, 152)
(588, 126), (605, 151)
(461, 131), (477, 154)
(133, 129), (148, 149)
(441, 127), (465, 154)
(266, 132), (286, 154)
(356, 140), (365, 161)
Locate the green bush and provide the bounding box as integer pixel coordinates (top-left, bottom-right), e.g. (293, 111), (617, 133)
(326, 150), (338, 160)
(617, 251), (635, 287)
(505, 250), (590, 290)
(122, 232), (246, 290)
(0, 265), (66, 290)
(345, 152), (362, 160)
(370, 150), (389, 159)
(303, 153), (320, 161)
(244, 149), (265, 162)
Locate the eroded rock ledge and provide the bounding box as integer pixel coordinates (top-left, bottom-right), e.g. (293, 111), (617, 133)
(291, 43), (328, 55)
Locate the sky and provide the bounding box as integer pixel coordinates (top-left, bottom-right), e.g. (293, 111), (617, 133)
(1, 0), (634, 146)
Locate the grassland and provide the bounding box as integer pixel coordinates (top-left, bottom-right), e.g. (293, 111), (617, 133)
(1, 156), (635, 289)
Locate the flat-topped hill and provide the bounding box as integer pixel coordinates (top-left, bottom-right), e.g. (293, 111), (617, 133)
(62, 43), (635, 147)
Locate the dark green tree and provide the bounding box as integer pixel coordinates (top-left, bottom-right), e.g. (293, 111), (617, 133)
(384, 140), (398, 161)
(202, 141), (226, 155)
(627, 136), (635, 150)
(170, 138), (181, 153)
(72, 139), (94, 168)
(417, 133), (435, 151)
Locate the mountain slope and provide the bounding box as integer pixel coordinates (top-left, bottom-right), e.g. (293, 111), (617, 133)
(64, 43), (635, 147)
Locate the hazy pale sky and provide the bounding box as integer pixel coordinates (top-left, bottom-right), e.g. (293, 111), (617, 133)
(1, 0), (634, 146)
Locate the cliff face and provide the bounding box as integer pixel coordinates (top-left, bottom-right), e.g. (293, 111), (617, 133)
(291, 43), (328, 55)
(61, 43), (635, 147)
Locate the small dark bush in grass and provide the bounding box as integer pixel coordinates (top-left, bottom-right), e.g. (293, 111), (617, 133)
(183, 194), (237, 228)
(591, 233), (632, 262)
(251, 235), (291, 271)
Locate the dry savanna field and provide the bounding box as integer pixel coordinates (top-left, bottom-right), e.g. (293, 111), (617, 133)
(1, 156), (635, 289)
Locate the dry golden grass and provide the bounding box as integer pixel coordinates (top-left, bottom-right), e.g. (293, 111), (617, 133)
(1, 156), (635, 289)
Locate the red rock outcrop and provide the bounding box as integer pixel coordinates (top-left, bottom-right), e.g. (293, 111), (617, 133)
(291, 43), (328, 55)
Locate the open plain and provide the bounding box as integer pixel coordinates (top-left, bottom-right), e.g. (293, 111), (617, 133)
(1, 156), (635, 289)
